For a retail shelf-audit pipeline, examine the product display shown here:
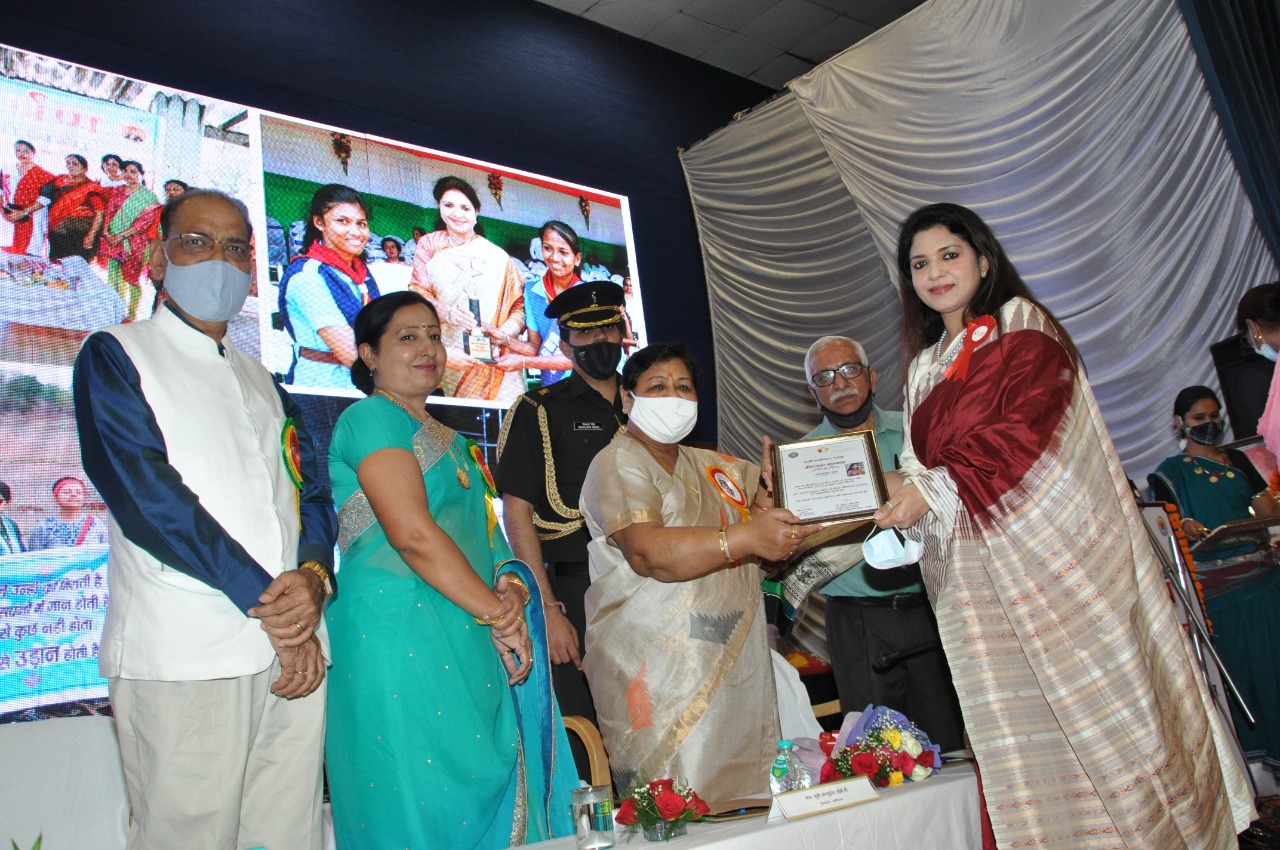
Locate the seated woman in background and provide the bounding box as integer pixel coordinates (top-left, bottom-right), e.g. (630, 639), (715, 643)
(579, 341), (820, 811)
(278, 184), (381, 388)
(1149, 384), (1280, 771)
(325, 291), (575, 848)
(1240, 282), (1280, 464)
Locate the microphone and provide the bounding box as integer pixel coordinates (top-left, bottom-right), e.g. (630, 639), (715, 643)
(872, 639), (941, 673)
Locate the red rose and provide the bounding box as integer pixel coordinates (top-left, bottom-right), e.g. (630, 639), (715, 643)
(689, 792), (710, 817)
(820, 760), (840, 783)
(891, 751), (917, 775)
(615, 798), (638, 826)
(818, 731), (839, 757)
(917, 750), (936, 768)
(654, 790), (688, 821)
(850, 752), (880, 777)
(648, 778), (674, 795)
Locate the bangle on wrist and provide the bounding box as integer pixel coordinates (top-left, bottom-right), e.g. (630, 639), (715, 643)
(475, 613), (504, 626)
(504, 576), (530, 606)
(543, 599), (567, 615)
(718, 526), (735, 567)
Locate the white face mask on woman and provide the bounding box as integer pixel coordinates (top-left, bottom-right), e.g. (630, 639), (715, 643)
(627, 395), (698, 444)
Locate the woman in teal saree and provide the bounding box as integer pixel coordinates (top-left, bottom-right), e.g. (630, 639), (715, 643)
(326, 291), (577, 848)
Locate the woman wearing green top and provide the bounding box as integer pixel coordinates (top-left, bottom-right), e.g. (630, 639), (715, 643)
(325, 291), (576, 847)
(1149, 384), (1280, 769)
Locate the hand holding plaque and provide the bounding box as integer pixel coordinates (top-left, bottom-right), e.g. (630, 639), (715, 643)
(771, 429), (889, 524)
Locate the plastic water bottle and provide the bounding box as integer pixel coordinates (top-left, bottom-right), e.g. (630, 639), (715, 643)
(769, 739), (812, 793)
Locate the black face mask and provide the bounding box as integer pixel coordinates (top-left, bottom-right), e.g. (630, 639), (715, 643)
(1183, 420), (1225, 446)
(819, 392), (874, 430)
(570, 340), (623, 381)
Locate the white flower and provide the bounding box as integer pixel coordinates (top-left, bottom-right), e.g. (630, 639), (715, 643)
(901, 732), (923, 757)
(911, 763), (934, 782)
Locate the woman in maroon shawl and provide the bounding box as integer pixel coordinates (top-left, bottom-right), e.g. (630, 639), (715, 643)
(873, 203), (1252, 848)
(46, 154), (107, 261)
(2, 140), (54, 256)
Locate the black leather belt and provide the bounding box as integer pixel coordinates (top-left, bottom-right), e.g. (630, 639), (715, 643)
(840, 593), (927, 610)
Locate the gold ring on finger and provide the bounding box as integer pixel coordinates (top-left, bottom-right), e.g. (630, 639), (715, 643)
(294, 622), (304, 633)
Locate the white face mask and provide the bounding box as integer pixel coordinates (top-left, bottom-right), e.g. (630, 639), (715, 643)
(627, 395), (698, 445)
(1258, 341), (1280, 363)
(862, 527), (923, 570)
(162, 244), (252, 322)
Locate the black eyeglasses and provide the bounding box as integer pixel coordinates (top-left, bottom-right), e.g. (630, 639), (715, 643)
(811, 361), (867, 387)
(167, 233), (252, 262)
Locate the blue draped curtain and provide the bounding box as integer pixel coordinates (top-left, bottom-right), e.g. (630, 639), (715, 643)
(1178, 0), (1280, 265)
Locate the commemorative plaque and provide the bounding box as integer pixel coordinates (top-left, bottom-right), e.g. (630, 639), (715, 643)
(771, 430), (888, 525)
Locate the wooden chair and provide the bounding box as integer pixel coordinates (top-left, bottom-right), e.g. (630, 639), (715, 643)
(562, 715), (611, 789)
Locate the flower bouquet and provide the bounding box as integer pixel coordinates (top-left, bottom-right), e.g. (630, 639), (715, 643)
(614, 778), (708, 842)
(820, 704), (942, 788)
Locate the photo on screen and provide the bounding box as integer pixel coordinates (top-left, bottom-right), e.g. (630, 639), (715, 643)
(0, 42), (647, 723)
(0, 44), (262, 719)
(259, 114), (646, 406)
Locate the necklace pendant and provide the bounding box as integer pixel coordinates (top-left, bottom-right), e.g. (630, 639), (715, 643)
(1193, 467), (1203, 474)
(457, 468), (470, 489)
(1226, 471), (1235, 478)
(1209, 474), (1220, 484)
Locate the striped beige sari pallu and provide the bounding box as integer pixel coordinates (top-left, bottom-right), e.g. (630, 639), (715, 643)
(580, 438), (779, 812)
(900, 298), (1252, 849)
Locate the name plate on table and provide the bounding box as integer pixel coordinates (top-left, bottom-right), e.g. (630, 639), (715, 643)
(766, 777), (879, 821)
(772, 430), (889, 524)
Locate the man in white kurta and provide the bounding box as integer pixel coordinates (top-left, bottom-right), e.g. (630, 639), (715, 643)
(73, 190), (337, 850)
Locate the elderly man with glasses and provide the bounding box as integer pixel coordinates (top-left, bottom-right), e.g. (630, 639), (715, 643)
(800, 335), (964, 751)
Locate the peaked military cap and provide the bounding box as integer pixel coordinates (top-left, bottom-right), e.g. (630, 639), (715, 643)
(545, 281), (625, 329)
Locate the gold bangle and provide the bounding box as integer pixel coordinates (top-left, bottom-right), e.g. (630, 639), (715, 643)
(718, 526), (734, 566)
(505, 576), (530, 606)
(475, 613), (504, 626)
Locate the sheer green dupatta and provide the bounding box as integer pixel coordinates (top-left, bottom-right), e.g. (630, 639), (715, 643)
(497, 557), (580, 843)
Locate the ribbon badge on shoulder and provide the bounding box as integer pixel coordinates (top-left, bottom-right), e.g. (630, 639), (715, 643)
(281, 417), (303, 517)
(705, 465), (750, 523)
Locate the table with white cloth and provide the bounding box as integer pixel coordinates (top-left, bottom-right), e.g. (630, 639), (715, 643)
(544, 763), (980, 850)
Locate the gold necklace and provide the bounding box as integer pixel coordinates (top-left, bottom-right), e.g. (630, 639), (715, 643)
(1181, 450), (1235, 484)
(374, 389), (470, 489)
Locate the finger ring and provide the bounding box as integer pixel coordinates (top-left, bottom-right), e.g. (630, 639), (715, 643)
(788, 529), (797, 539)
(885, 501), (894, 509)
(294, 622), (304, 633)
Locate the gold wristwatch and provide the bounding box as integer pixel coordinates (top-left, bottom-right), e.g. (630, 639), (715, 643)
(298, 560), (333, 598)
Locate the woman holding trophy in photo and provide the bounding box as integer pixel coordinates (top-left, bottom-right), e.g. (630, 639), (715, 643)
(409, 175), (526, 406)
